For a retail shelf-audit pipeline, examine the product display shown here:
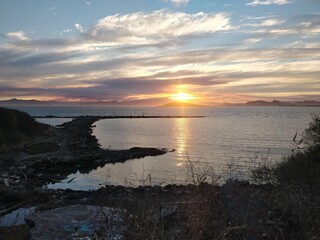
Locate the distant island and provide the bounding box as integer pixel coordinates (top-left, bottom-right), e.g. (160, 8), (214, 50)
(1, 98), (320, 107)
(224, 100), (320, 107)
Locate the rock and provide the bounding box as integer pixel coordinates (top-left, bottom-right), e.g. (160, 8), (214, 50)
(0, 224), (31, 240)
(25, 142), (60, 155)
(114, 185), (125, 193)
(18, 165), (27, 171)
(1, 173), (9, 178)
(135, 186), (145, 193)
(153, 185), (162, 193)
(24, 218), (36, 228)
(1, 190), (26, 203)
(163, 184), (176, 191)
(11, 175), (21, 180)
(25, 169), (34, 178)
(3, 178), (9, 187)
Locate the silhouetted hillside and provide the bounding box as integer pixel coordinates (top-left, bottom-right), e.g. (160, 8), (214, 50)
(0, 107), (50, 151)
(0, 98), (54, 106)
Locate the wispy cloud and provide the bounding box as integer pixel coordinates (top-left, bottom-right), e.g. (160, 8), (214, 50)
(241, 18), (286, 27)
(75, 23), (85, 33)
(47, 6), (57, 15)
(245, 38), (262, 43)
(87, 10), (232, 46)
(163, 0), (189, 5)
(60, 29), (73, 35)
(5, 31), (29, 41)
(247, 0), (294, 6)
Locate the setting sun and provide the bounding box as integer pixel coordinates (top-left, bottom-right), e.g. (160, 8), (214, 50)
(171, 92), (194, 102)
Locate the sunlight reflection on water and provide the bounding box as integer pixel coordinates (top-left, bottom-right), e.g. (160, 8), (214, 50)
(39, 106), (320, 190)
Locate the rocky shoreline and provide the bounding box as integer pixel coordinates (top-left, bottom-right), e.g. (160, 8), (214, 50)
(0, 116), (169, 188)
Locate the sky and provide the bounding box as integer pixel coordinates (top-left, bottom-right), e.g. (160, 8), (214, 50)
(0, 0), (319, 104)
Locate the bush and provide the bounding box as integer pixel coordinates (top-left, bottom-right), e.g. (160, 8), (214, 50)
(250, 115), (320, 239)
(303, 114), (320, 147)
(251, 115), (320, 186)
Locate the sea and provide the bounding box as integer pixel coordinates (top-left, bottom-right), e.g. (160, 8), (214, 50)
(7, 105), (320, 190)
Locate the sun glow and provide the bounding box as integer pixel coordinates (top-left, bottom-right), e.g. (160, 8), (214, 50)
(171, 92), (194, 102)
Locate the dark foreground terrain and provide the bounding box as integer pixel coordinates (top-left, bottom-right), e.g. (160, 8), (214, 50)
(0, 107), (319, 240)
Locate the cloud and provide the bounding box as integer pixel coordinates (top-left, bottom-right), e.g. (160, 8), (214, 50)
(163, 0), (189, 5)
(87, 10), (232, 46)
(0, 74), (230, 101)
(86, 1), (90, 5)
(245, 38), (262, 43)
(60, 29), (72, 35)
(170, 0), (189, 5)
(1, 9), (319, 102)
(242, 18), (285, 27)
(7, 51), (81, 67)
(75, 23), (85, 33)
(5, 31), (29, 41)
(47, 6), (57, 15)
(247, 0), (293, 6)
(241, 14), (320, 39)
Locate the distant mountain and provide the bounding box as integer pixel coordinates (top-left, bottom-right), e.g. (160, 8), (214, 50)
(160, 101), (205, 107)
(225, 100), (320, 107)
(1, 98), (319, 107)
(0, 98), (57, 106)
(0, 98), (170, 106)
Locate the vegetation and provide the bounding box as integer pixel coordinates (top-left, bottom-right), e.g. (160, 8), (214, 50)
(250, 115), (320, 186)
(250, 115), (320, 239)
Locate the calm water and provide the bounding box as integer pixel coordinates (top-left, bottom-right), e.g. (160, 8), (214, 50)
(36, 118), (73, 126)
(7, 106), (320, 190)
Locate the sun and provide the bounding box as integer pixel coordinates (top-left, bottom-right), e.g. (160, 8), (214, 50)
(171, 92), (194, 102)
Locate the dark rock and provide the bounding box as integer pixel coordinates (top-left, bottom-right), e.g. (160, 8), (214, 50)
(1, 190), (27, 203)
(115, 186), (125, 193)
(25, 169), (34, 178)
(0, 224), (31, 240)
(25, 142), (60, 155)
(153, 185), (162, 193)
(135, 186), (145, 193)
(24, 218), (35, 228)
(163, 184), (177, 191)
